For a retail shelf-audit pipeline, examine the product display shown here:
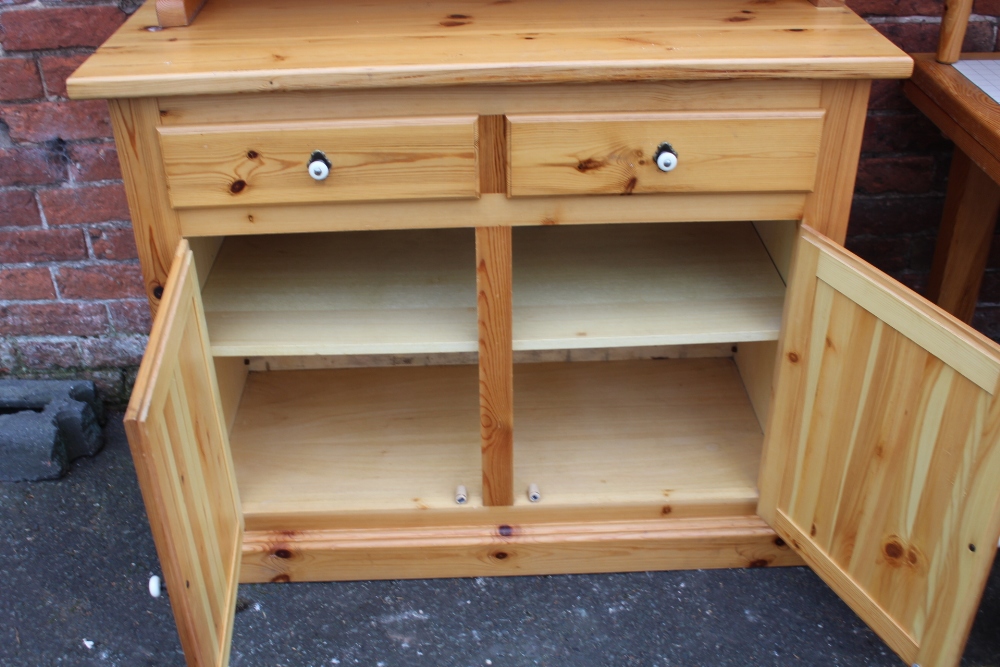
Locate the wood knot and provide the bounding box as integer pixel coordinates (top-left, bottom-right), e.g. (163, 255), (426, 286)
(773, 537), (786, 548)
(271, 574), (291, 583)
(884, 541), (903, 560)
(498, 525), (515, 537)
(493, 551), (508, 560)
(881, 539), (921, 569)
(576, 157), (604, 172)
(246, 150), (259, 159)
(274, 548), (292, 559)
(787, 352), (799, 363)
(230, 179), (247, 194)
(621, 176), (637, 195)
(661, 505), (672, 515)
(749, 559), (770, 568)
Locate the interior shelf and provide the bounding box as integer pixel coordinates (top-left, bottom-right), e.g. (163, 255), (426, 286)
(203, 221), (785, 358)
(229, 357), (762, 521)
(229, 364), (481, 517)
(514, 358), (763, 507)
(513, 221), (787, 350)
(202, 228), (478, 357)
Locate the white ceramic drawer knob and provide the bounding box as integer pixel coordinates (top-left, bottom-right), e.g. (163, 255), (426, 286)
(654, 143), (678, 172)
(307, 150), (331, 181)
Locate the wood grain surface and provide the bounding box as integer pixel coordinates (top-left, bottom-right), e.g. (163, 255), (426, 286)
(124, 241), (242, 667)
(802, 79), (871, 244)
(109, 99), (182, 315)
(508, 111), (824, 197)
(158, 81), (823, 126)
(938, 0), (974, 64)
(156, 0), (206, 27)
(239, 515), (803, 583)
(477, 227), (514, 506)
(908, 54), (1000, 170)
(158, 116), (478, 208)
(228, 358), (763, 522)
(67, 0), (911, 99)
(177, 192), (807, 238)
(759, 226), (1000, 667)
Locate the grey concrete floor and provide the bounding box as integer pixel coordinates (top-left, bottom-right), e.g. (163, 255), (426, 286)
(0, 415), (997, 667)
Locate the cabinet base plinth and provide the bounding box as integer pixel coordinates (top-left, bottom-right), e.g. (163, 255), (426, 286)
(240, 515), (803, 583)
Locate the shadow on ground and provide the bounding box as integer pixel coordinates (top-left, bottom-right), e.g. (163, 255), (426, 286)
(1, 415), (997, 666)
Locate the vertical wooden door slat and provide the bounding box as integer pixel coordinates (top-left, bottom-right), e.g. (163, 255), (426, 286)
(792, 287), (878, 548)
(476, 226), (514, 506)
(124, 240), (242, 667)
(164, 381), (223, 657)
(170, 370), (227, 630)
(759, 225), (1000, 667)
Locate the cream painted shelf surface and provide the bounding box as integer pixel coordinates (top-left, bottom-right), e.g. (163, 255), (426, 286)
(513, 221), (787, 349)
(201, 229), (479, 356)
(202, 222), (786, 357)
(229, 357), (762, 522)
(513, 358), (762, 507)
(231, 364), (481, 517)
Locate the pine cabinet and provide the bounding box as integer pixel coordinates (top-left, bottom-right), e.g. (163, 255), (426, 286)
(68, 1), (1000, 666)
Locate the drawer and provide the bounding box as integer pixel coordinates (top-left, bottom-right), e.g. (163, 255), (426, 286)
(507, 111), (825, 197)
(157, 116), (479, 208)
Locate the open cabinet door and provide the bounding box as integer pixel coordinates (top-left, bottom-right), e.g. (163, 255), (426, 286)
(124, 240), (243, 667)
(758, 226), (1000, 667)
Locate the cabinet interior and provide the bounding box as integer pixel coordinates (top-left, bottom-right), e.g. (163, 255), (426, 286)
(193, 219), (796, 530)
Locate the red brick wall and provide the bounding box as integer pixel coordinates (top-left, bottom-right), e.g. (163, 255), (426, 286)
(0, 1), (999, 403)
(849, 0), (1000, 342)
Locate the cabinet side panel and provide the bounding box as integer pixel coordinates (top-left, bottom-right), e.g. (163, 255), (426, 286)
(734, 340), (778, 430)
(214, 357), (249, 436)
(803, 80), (871, 244)
(110, 98), (183, 317)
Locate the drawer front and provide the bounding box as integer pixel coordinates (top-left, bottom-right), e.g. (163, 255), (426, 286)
(507, 111), (825, 197)
(158, 116), (479, 208)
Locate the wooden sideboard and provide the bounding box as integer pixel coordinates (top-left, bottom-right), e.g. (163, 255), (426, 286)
(68, 2), (1000, 666)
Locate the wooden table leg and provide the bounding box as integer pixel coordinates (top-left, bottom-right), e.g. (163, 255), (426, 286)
(927, 150), (1000, 323)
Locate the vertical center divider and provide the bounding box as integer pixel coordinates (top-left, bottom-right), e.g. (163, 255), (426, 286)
(476, 225), (514, 506)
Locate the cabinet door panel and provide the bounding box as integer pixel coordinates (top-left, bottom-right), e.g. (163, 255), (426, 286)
(125, 240), (243, 667)
(759, 225), (1000, 667)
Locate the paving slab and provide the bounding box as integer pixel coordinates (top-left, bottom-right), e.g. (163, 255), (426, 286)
(0, 415), (996, 666)
(0, 379), (103, 481)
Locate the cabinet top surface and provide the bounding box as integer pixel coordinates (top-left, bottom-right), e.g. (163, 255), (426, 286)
(68, 0), (911, 99)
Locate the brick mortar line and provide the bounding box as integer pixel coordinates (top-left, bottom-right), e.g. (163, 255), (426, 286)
(0, 185), (128, 196)
(0, 139), (119, 150)
(0, 298), (146, 306)
(0, 258), (142, 267)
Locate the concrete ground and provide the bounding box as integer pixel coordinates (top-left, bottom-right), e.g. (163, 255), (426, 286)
(0, 416), (997, 667)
